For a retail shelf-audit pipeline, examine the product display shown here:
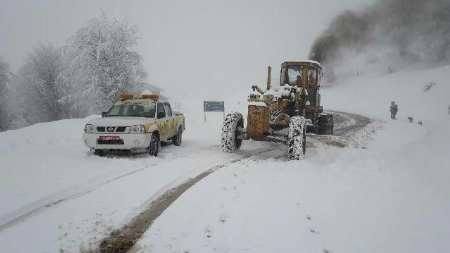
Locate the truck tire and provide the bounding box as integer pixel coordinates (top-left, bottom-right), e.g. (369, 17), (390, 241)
(221, 112), (244, 152)
(288, 116), (306, 160)
(94, 149), (106, 157)
(173, 127), (183, 146)
(317, 113), (334, 135)
(149, 133), (160, 157)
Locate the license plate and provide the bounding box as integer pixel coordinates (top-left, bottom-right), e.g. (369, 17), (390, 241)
(98, 136), (120, 141)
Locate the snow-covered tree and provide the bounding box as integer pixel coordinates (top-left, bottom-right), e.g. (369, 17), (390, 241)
(0, 16), (147, 130)
(14, 44), (63, 124)
(0, 57), (10, 130)
(60, 15), (146, 116)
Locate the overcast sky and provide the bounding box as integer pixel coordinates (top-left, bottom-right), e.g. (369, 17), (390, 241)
(0, 0), (372, 99)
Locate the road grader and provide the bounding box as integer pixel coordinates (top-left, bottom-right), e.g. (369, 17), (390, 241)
(221, 61), (333, 160)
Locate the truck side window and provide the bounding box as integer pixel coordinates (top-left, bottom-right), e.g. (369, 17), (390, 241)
(157, 103), (166, 119)
(164, 103), (173, 117)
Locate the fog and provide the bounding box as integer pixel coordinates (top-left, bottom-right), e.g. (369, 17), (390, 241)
(0, 0), (370, 100)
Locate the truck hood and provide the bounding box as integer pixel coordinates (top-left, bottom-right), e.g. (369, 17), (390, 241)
(86, 116), (156, 126)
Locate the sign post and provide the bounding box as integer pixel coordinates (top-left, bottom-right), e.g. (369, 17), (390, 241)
(203, 101), (225, 122)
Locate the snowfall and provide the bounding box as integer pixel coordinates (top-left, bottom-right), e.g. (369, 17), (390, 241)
(1, 65), (449, 253)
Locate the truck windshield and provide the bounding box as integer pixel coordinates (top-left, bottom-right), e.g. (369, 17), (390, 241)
(105, 102), (156, 117)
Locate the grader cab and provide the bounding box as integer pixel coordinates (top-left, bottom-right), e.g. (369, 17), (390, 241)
(221, 61), (333, 160)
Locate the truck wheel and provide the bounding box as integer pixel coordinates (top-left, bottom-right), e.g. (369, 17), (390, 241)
(288, 116), (306, 160)
(149, 133), (160, 157)
(221, 112), (244, 152)
(173, 127), (183, 146)
(317, 113), (334, 135)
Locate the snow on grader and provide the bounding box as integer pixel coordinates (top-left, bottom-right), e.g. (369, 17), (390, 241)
(221, 61), (334, 160)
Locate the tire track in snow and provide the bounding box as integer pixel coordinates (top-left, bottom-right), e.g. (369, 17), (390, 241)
(0, 145), (273, 233)
(95, 147), (283, 253)
(0, 165), (153, 232)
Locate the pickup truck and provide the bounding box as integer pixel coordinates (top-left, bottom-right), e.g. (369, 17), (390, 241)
(83, 93), (185, 156)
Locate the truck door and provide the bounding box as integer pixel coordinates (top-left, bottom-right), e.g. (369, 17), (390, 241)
(164, 103), (175, 138)
(156, 103), (168, 140)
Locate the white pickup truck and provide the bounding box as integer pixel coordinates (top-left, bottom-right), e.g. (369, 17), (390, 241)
(83, 93), (185, 156)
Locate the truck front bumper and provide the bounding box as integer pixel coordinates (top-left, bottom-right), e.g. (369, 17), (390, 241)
(83, 133), (152, 152)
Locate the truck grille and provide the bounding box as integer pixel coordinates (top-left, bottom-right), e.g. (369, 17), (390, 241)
(116, 127), (126, 132)
(96, 126), (127, 133)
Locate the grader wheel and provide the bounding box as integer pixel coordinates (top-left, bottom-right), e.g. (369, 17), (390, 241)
(288, 116), (307, 160)
(221, 112), (244, 152)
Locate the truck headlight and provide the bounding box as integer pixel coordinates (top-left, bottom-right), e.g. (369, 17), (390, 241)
(84, 124), (96, 134)
(129, 125), (145, 134)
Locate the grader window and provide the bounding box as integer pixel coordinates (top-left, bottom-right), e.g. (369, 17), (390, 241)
(286, 66), (303, 85)
(308, 68), (318, 85)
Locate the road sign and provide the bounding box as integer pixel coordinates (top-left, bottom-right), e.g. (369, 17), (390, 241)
(204, 101), (225, 112)
(203, 101), (225, 122)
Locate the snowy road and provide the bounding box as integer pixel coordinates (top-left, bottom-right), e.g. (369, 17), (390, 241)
(129, 66), (450, 253)
(132, 117), (440, 253)
(0, 111), (370, 253)
(95, 111), (371, 253)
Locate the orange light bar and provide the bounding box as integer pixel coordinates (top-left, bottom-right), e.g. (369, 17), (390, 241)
(119, 92), (160, 101)
(141, 94), (160, 100)
(119, 93), (134, 101)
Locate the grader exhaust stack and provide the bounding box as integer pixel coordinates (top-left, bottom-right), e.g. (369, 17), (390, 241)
(267, 65), (272, 91)
(221, 60), (334, 160)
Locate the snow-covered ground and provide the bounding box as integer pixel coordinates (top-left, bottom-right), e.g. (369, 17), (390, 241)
(0, 112), (254, 252)
(1, 65), (449, 253)
(133, 66), (450, 253)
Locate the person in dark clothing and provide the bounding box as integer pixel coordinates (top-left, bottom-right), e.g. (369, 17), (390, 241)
(390, 101), (398, 119)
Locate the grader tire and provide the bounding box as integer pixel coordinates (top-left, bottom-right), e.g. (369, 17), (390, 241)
(221, 112), (244, 152)
(318, 113), (334, 135)
(288, 116), (307, 160)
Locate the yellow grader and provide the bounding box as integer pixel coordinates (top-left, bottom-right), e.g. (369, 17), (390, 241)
(221, 61), (333, 160)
